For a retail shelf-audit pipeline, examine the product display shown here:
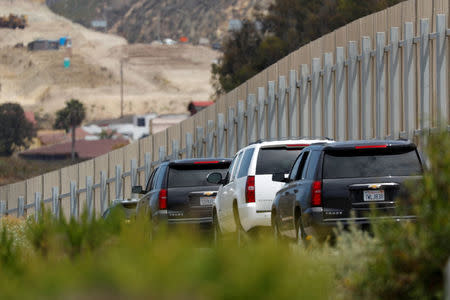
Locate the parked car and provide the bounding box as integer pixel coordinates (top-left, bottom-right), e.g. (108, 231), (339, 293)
(207, 138), (332, 239)
(271, 140), (424, 243)
(135, 158), (231, 229)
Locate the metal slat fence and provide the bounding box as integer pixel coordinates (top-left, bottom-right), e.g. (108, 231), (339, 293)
(0, 6), (449, 220)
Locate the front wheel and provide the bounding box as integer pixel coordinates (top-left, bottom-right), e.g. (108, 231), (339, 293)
(296, 216), (307, 247)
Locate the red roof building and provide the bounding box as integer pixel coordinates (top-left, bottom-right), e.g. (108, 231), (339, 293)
(19, 138), (129, 161)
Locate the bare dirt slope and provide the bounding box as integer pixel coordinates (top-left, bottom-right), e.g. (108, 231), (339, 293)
(0, 0), (219, 121)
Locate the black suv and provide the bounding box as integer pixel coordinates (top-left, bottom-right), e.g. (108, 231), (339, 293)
(135, 158), (231, 227)
(271, 140), (423, 242)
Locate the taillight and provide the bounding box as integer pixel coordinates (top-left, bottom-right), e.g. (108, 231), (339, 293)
(311, 181), (322, 206)
(159, 189), (167, 209)
(245, 176), (255, 203)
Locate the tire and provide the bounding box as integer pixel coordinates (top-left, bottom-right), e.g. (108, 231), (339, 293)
(296, 215), (306, 247)
(272, 211), (280, 242)
(233, 203), (247, 247)
(212, 210), (221, 246)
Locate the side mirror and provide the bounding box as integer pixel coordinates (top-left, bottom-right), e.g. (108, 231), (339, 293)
(207, 172), (223, 184)
(132, 185), (144, 194)
(272, 173), (290, 183)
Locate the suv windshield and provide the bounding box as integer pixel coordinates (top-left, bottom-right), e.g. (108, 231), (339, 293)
(323, 149), (422, 179)
(168, 165), (229, 188)
(256, 148), (302, 175)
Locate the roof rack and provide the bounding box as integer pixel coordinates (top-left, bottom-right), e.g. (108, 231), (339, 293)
(249, 136), (333, 145)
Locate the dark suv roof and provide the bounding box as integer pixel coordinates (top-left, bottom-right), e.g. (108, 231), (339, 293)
(167, 158), (231, 167)
(308, 140), (416, 151)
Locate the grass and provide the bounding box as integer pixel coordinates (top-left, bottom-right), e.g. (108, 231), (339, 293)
(0, 132), (447, 299)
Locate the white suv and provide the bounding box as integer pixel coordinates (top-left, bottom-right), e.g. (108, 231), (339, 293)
(207, 139), (332, 236)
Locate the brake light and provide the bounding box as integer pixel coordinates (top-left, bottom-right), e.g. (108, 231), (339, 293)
(194, 161), (219, 164)
(159, 189), (167, 209)
(355, 145), (387, 149)
(311, 181), (322, 206)
(245, 176), (255, 203)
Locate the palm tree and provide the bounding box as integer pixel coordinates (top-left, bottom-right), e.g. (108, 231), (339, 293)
(54, 99), (86, 162)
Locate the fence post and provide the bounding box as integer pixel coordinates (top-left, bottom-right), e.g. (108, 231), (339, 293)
(419, 19), (430, 134)
(144, 152), (151, 184)
(312, 58), (322, 137)
(227, 107), (236, 156)
(267, 81), (277, 139)
(171, 140), (180, 160)
(389, 27), (400, 139)
(114, 165), (122, 201)
(323, 53), (334, 139)
(257, 87), (266, 140)
(376, 32), (387, 139)
(237, 100), (245, 149)
(195, 127), (204, 158)
(335, 47), (346, 141)
(278, 76), (288, 138)
(347, 41), (359, 140)
(158, 146), (166, 162)
(0, 200), (6, 219)
(86, 176), (93, 220)
(17, 196), (25, 218)
(217, 113), (226, 157)
(130, 159), (137, 187)
(100, 171), (107, 215)
(186, 132), (193, 159)
(403, 22), (415, 138)
(288, 70), (298, 138)
(35, 192), (41, 222)
(247, 94), (257, 144)
(361, 36), (373, 139)
(52, 186), (59, 219)
(206, 120), (215, 157)
(70, 181), (77, 220)
(435, 14), (447, 127)
(300, 64), (310, 137)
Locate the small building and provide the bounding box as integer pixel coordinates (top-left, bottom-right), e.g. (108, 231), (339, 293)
(187, 101), (214, 115)
(19, 138), (129, 161)
(27, 39), (59, 51)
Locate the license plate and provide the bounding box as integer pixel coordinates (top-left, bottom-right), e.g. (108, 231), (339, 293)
(199, 197), (215, 206)
(363, 190), (385, 201)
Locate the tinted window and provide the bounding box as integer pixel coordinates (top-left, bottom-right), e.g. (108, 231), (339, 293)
(224, 155), (238, 183)
(153, 166), (166, 189)
(256, 148), (302, 175)
(145, 168), (157, 191)
(289, 154), (303, 181)
(323, 149), (422, 179)
(237, 148), (255, 178)
(305, 151), (321, 179)
(230, 152), (243, 181)
(290, 151), (309, 180)
(168, 165), (229, 188)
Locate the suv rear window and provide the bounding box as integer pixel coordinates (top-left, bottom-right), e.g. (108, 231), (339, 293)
(323, 149), (422, 179)
(168, 165), (229, 188)
(256, 148), (302, 175)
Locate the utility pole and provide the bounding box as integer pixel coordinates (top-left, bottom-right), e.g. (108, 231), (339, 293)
(120, 59), (124, 118)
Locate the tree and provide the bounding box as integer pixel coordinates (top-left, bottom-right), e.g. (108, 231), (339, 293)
(0, 103), (35, 156)
(212, 0), (404, 95)
(54, 99), (86, 162)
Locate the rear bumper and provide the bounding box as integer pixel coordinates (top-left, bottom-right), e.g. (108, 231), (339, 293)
(154, 210), (213, 225)
(238, 203), (271, 231)
(304, 208), (416, 238)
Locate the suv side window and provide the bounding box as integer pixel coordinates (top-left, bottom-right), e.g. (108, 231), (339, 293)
(230, 151), (243, 181)
(299, 151), (310, 180)
(305, 151), (321, 179)
(237, 148), (255, 178)
(289, 153), (303, 181)
(153, 166), (166, 189)
(224, 154), (238, 183)
(145, 168), (157, 191)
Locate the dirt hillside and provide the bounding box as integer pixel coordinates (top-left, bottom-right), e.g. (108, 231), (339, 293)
(0, 0), (220, 121)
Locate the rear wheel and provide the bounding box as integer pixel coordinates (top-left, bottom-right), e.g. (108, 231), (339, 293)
(272, 211), (280, 242)
(295, 212), (306, 247)
(212, 210), (221, 245)
(233, 203), (247, 247)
